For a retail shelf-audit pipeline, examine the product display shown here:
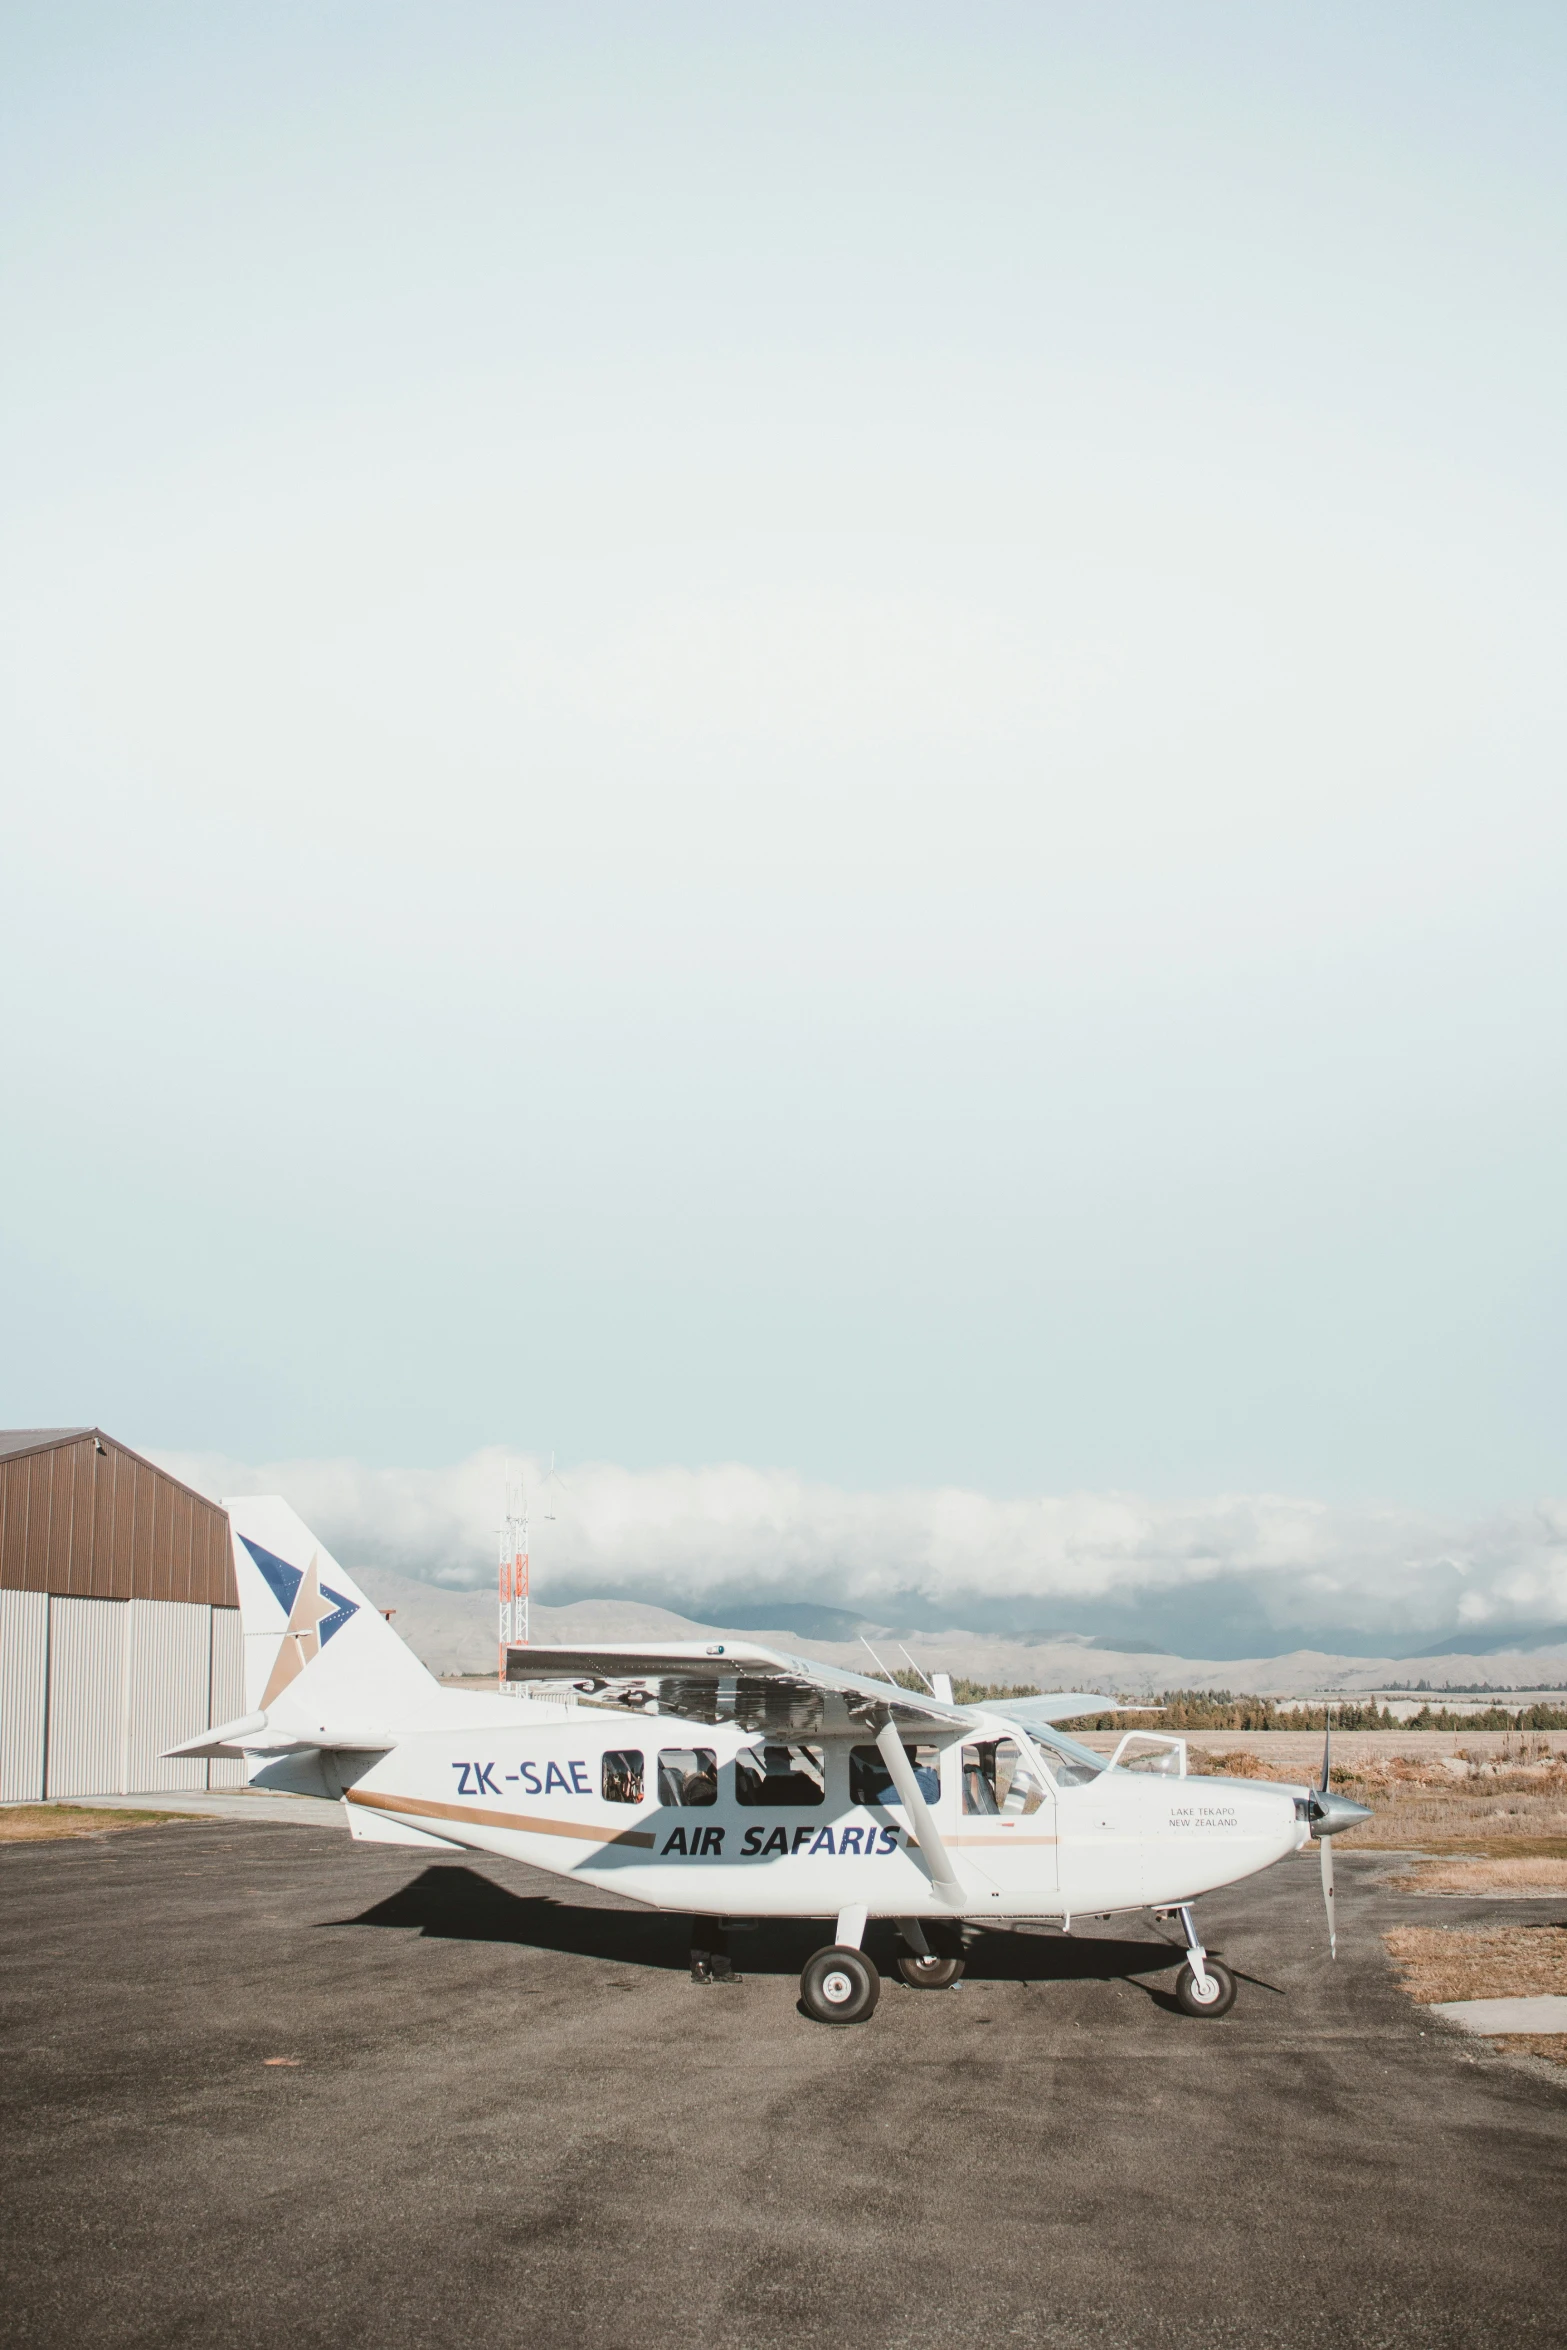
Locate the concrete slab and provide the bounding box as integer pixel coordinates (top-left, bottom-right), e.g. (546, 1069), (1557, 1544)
(1432, 1994), (1567, 2034)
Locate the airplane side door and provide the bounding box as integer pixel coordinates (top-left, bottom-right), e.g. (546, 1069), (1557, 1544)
(950, 1736), (1058, 1906)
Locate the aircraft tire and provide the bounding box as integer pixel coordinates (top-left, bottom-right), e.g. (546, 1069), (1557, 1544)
(1174, 1958), (1236, 2017)
(896, 1954), (965, 1990)
(801, 1945), (881, 2025)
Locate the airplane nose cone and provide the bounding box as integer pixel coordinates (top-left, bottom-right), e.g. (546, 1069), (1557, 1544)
(1309, 1790), (1373, 1836)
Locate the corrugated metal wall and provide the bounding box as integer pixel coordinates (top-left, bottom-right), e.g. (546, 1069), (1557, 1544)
(0, 1599), (246, 1799)
(123, 1602), (210, 1792)
(0, 1589), (48, 1802)
(0, 1433), (235, 1606)
(45, 1597), (126, 1797)
(207, 1609), (246, 1788)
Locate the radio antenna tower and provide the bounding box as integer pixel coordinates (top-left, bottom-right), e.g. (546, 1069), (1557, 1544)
(498, 1477), (530, 1688)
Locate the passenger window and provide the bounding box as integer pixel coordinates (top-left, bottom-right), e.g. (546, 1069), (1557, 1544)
(850, 1744), (941, 1806)
(963, 1739), (1046, 1816)
(657, 1747), (717, 1806)
(602, 1750), (644, 1804)
(735, 1744), (826, 1806)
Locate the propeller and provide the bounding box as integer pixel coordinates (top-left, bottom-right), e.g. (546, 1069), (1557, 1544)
(1306, 1719), (1372, 1959)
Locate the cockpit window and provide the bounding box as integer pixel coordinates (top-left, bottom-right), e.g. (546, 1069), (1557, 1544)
(657, 1748), (717, 1806)
(962, 1739), (1048, 1815)
(1029, 1728), (1105, 1788)
(735, 1743), (826, 1806)
(849, 1744), (941, 1806)
(962, 1746), (1000, 1815)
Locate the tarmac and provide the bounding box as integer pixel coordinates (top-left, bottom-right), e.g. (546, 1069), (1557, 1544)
(2, 1822), (1563, 2350)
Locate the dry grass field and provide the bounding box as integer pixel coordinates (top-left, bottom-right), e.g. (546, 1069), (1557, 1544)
(1182, 1734), (1567, 1869)
(1493, 2034), (1567, 2064)
(1384, 1922), (1567, 2070)
(1385, 1922), (1567, 2001)
(1388, 1853), (1567, 1894)
(0, 1805), (188, 1843)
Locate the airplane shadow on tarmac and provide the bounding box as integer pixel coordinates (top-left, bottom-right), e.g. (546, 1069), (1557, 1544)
(332, 1865), (1204, 1997)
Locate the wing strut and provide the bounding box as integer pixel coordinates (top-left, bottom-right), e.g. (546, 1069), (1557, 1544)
(875, 1721), (965, 1907)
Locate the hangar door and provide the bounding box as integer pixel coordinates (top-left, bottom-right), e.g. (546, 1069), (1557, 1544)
(0, 1597), (247, 1799)
(1, 1589), (48, 1802)
(46, 1597), (126, 1797)
(124, 1602), (212, 1792)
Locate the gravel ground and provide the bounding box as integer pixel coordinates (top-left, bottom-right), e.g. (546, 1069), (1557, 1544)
(1, 1827), (1564, 2350)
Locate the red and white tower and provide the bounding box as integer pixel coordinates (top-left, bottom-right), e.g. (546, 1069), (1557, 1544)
(497, 1481), (529, 1686)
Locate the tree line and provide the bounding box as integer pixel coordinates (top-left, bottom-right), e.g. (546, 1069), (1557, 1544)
(888, 1673), (1567, 1732)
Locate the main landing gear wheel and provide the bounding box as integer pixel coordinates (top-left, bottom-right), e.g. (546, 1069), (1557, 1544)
(801, 1945), (881, 2025)
(896, 1953), (965, 1990)
(1175, 1958), (1236, 2017)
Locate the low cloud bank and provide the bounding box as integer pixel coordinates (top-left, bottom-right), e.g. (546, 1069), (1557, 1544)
(156, 1448), (1567, 1661)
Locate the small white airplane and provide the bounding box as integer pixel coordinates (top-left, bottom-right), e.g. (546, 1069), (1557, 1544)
(172, 1498), (1370, 2023)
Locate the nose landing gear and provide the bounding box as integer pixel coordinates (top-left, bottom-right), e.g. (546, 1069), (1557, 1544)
(1175, 1957), (1236, 2015)
(1158, 1902), (1237, 2018)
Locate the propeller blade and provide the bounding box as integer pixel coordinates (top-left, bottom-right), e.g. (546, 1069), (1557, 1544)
(1320, 1719), (1332, 1796)
(1321, 1829), (1336, 1960)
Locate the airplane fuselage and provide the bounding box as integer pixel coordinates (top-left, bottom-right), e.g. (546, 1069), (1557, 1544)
(341, 1706), (1309, 1923)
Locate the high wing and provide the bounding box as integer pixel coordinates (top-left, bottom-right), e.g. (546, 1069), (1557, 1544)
(504, 1640), (966, 1735)
(985, 1693), (1147, 1728)
(505, 1643), (1137, 1736)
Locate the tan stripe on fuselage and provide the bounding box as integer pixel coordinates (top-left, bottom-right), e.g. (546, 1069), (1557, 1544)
(345, 1788), (657, 1848)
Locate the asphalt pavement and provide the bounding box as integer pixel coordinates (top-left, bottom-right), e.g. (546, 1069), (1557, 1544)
(2, 1824), (1563, 2350)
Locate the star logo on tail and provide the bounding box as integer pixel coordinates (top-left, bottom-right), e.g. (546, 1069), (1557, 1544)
(239, 1535), (359, 1706)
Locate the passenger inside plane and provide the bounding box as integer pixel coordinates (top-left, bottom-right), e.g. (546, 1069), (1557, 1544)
(734, 1743), (826, 1805)
(848, 1743), (941, 1806)
(602, 1750), (645, 1803)
(658, 1748), (718, 1805)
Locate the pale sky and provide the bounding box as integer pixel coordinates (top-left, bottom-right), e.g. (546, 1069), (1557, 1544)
(4, 4), (1566, 1526)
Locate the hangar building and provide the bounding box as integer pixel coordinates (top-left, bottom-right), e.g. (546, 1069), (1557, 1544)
(0, 1428), (245, 1801)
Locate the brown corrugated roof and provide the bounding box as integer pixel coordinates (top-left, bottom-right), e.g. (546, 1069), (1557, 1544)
(0, 1428), (92, 1462)
(0, 1430), (236, 1606)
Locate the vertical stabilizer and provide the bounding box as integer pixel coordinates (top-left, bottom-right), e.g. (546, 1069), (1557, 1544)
(225, 1496), (443, 1729)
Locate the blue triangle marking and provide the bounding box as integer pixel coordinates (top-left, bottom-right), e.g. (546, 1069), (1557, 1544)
(240, 1535), (300, 1616)
(317, 1589), (357, 1646)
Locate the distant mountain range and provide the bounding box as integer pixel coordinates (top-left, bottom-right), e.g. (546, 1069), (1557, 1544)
(354, 1567), (1567, 1699)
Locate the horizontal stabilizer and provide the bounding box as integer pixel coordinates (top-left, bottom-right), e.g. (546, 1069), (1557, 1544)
(161, 1709), (398, 1760)
(163, 1711), (269, 1759)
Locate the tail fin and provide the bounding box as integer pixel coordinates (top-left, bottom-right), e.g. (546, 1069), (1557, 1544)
(225, 1495), (441, 1729)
